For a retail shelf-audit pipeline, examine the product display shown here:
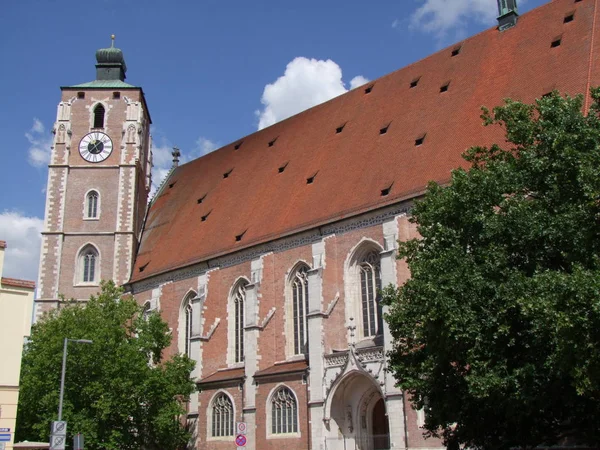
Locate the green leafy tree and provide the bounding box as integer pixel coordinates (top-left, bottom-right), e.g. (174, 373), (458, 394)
(383, 89), (600, 449)
(16, 281), (196, 450)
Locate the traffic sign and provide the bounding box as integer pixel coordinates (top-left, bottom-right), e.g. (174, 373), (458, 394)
(236, 421), (247, 435)
(235, 434), (247, 446)
(50, 434), (66, 450)
(51, 421), (67, 436)
(0, 435), (9, 442)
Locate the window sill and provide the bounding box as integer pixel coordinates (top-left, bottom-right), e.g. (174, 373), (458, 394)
(227, 362), (245, 369)
(207, 435), (235, 442)
(75, 282), (100, 287)
(267, 432), (301, 440)
(83, 217), (100, 221)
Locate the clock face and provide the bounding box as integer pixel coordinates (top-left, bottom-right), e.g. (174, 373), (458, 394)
(79, 132), (113, 163)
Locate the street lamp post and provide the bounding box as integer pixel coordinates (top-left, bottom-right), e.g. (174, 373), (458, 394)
(58, 338), (93, 421)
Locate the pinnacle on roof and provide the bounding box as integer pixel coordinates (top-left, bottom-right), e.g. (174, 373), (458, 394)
(95, 34), (127, 81)
(497, 0), (519, 31)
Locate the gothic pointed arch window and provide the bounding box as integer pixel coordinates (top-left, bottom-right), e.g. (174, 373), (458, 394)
(289, 263), (310, 355)
(211, 392), (234, 437)
(231, 280), (247, 364)
(85, 190), (99, 219)
(77, 244), (99, 284)
(179, 292), (196, 357)
(360, 250), (383, 337)
(269, 386), (298, 435)
(93, 104), (105, 128)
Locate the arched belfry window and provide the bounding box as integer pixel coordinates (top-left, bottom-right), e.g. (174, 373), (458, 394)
(211, 393), (234, 437)
(360, 250), (383, 337)
(93, 104), (105, 128)
(86, 190), (99, 218)
(232, 281), (247, 363)
(291, 264), (310, 355)
(270, 387), (298, 435)
(78, 245), (99, 284)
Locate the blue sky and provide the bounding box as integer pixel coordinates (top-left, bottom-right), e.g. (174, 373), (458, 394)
(0, 0), (547, 282)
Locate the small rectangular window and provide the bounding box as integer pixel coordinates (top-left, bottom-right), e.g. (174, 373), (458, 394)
(77, 92), (85, 99)
(113, 91), (121, 99)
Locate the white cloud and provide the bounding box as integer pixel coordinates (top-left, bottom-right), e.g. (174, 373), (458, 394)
(149, 132), (218, 197)
(409, 0), (523, 40)
(255, 57), (369, 130)
(0, 211), (43, 282)
(349, 76), (369, 90)
(26, 118), (53, 168)
(186, 137), (218, 161)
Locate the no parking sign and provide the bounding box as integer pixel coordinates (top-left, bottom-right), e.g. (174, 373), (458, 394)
(235, 434), (247, 446)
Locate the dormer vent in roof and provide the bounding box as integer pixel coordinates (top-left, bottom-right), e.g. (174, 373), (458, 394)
(197, 194), (207, 204)
(268, 137), (278, 147)
(278, 162), (289, 173)
(440, 82), (450, 93)
(415, 134), (426, 146)
(336, 123), (346, 134)
(169, 181), (176, 189)
(451, 46), (462, 57)
(497, 0), (518, 31)
(201, 210), (212, 222)
(410, 77), (421, 88)
(381, 183), (393, 197)
(306, 172), (318, 184)
(223, 168), (234, 179)
(139, 261), (149, 273)
(365, 84), (374, 94)
(564, 12), (574, 23)
(235, 230), (247, 242)
(551, 36), (562, 48)
(172, 147), (181, 168)
(234, 141), (243, 150)
(380, 123), (390, 135)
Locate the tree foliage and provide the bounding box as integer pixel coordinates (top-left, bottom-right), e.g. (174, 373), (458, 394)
(16, 281), (196, 450)
(383, 89), (600, 449)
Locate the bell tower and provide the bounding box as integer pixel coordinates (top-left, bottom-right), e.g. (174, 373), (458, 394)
(36, 36), (153, 316)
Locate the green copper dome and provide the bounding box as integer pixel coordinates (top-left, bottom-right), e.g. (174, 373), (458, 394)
(94, 36), (127, 81)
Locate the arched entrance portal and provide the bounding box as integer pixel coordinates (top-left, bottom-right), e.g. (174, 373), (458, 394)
(325, 372), (390, 450)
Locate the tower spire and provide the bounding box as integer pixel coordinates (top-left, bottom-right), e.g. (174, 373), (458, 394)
(95, 37), (127, 81)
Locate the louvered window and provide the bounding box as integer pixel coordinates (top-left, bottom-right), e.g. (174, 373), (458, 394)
(234, 283), (246, 363)
(93, 104), (105, 128)
(87, 191), (98, 218)
(82, 248), (98, 283)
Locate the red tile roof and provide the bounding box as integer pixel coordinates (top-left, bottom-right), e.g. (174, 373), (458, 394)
(254, 360), (308, 378)
(131, 0), (600, 283)
(2, 277), (36, 290)
(197, 367), (245, 386)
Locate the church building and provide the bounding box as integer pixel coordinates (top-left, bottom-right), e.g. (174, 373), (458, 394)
(35, 0), (600, 449)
